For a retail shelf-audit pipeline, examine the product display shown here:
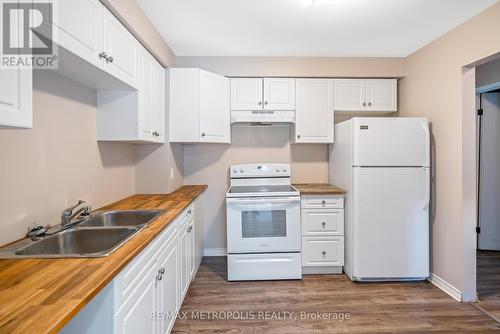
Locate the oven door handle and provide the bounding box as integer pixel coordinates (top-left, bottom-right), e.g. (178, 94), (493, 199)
(226, 197), (300, 205)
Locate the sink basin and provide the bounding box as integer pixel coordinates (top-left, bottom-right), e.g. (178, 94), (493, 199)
(79, 210), (164, 228)
(14, 227), (138, 257)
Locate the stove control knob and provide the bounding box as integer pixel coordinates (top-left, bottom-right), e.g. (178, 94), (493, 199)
(233, 169), (238, 173)
(275, 169), (280, 173)
(240, 169), (245, 173)
(282, 169), (288, 173)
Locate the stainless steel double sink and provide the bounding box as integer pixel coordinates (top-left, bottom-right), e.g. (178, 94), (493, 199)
(0, 210), (164, 259)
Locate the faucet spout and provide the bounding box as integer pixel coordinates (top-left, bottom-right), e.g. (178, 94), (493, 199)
(61, 200), (91, 227)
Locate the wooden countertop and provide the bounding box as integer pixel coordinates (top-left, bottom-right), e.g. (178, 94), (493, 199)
(0, 185), (207, 334)
(293, 183), (346, 195)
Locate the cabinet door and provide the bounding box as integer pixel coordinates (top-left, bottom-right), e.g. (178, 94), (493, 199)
(153, 61), (165, 143)
(302, 236), (344, 267)
(294, 79), (334, 143)
(102, 8), (138, 89)
(334, 79), (366, 111)
(230, 78), (262, 110)
(158, 244), (178, 334)
(301, 209), (344, 236)
(140, 49), (154, 141)
(365, 79), (397, 112)
(0, 68), (32, 128)
(178, 225), (189, 301)
(114, 265), (157, 334)
(193, 195), (204, 273)
(53, 0), (104, 68)
(200, 70), (230, 143)
(263, 78), (295, 110)
(188, 221), (195, 280)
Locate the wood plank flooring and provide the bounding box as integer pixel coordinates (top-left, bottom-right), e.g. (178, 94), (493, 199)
(476, 250), (500, 321)
(173, 257), (500, 333)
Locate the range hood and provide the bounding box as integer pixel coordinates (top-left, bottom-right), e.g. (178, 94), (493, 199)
(230, 110), (295, 124)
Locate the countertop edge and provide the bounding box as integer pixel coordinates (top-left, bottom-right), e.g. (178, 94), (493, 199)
(0, 185), (207, 334)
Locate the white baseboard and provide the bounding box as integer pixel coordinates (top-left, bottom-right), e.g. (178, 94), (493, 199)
(204, 248), (227, 257)
(427, 273), (462, 302)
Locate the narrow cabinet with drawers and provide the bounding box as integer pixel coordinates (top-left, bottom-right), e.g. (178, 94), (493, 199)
(300, 194), (345, 274)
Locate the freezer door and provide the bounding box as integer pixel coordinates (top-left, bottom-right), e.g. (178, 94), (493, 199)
(353, 117), (430, 167)
(353, 167), (430, 279)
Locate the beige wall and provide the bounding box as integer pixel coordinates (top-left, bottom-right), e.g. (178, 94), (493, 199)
(399, 2), (500, 297)
(101, 0), (175, 67)
(184, 126), (328, 251)
(175, 56), (404, 78)
(0, 71), (136, 246)
(178, 56), (404, 252)
(476, 56), (500, 89)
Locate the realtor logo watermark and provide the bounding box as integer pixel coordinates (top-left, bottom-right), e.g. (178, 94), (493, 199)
(1, 0), (58, 69)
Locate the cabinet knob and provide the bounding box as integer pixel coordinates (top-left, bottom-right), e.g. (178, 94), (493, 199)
(264, 101), (268, 105)
(159, 268), (165, 274)
(201, 132), (206, 137)
(322, 222), (326, 227)
(321, 200), (326, 206)
(322, 251), (326, 255)
(362, 102), (366, 107)
(107, 56), (114, 63)
(188, 209), (192, 215)
(297, 134), (301, 139)
(258, 101), (262, 106)
(156, 273), (163, 281)
(99, 52), (108, 60)
(368, 102), (372, 106)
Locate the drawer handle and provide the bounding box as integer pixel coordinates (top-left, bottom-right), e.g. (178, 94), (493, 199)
(322, 251), (326, 255)
(322, 222), (326, 228)
(321, 200), (326, 206)
(156, 273), (163, 281)
(158, 268), (165, 274)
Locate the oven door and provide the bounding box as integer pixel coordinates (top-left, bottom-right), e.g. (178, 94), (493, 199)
(226, 196), (301, 254)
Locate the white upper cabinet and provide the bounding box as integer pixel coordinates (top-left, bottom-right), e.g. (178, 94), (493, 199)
(333, 79), (366, 111)
(263, 78), (296, 110)
(293, 79), (334, 144)
(102, 9), (139, 89)
(0, 68), (32, 129)
(97, 46), (165, 143)
(230, 78), (295, 110)
(200, 70), (231, 142)
(169, 68), (230, 143)
(51, 0), (138, 89)
(365, 79), (397, 112)
(334, 79), (397, 113)
(230, 78), (262, 110)
(0, 0), (32, 129)
(52, 0), (104, 69)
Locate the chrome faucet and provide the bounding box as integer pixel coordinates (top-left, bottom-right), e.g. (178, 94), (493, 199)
(61, 200), (91, 227)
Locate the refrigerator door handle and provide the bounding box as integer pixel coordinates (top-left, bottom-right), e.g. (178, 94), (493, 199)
(422, 122), (431, 167)
(422, 167), (430, 210)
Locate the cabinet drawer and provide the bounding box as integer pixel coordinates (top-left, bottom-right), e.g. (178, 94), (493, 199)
(302, 236), (344, 267)
(113, 218), (177, 310)
(301, 195), (344, 209)
(178, 204), (194, 227)
(301, 209), (344, 236)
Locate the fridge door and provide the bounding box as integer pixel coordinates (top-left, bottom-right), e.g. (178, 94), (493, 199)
(352, 167), (429, 279)
(353, 117), (430, 167)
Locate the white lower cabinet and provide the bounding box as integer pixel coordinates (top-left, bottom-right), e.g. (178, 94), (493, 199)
(60, 199), (204, 334)
(301, 195), (345, 274)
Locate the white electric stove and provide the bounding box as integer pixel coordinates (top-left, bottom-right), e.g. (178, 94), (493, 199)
(226, 163), (302, 281)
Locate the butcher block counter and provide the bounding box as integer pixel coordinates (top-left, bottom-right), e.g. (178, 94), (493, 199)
(293, 183), (346, 195)
(0, 185), (207, 334)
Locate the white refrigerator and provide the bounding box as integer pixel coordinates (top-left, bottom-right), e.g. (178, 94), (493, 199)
(330, 117), (430, 281)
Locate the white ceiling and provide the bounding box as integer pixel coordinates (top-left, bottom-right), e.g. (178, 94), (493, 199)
(137, 0), (498, 57)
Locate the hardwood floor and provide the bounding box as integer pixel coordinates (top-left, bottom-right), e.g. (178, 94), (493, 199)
(476, 250), (500, 321)
(172, 257), (500, 333)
